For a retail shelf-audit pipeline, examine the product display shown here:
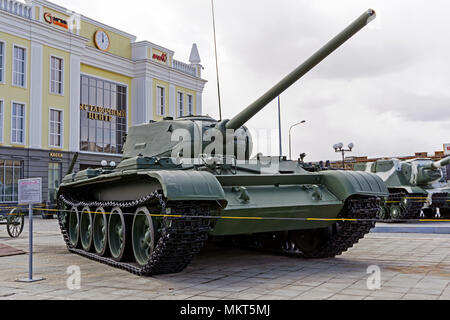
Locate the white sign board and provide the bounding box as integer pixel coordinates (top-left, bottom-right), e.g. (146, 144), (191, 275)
(445, 143), (450, 156)
(18, 178), (42, 205)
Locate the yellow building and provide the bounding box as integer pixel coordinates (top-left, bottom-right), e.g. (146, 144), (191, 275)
(0, 0), (207, 204)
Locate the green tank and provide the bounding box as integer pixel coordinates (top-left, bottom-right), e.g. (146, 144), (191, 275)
(57, 9), (388, 276)
(353, 157), (450, 220)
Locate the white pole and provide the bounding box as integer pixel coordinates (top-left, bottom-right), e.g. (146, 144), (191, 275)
(28, 203), (33, 281)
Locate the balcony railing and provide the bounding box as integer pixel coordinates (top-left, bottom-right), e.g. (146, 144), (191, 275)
(0, 0), (32, 19)
(172, 59), (197, 77)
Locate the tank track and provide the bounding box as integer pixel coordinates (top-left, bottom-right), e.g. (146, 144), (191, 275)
(222, 196), (380, 259)
(58, 192), (212, 276)
(430, 192), (450, 218)
(381, 191), (424, 221)
(431, 192), (449, 209)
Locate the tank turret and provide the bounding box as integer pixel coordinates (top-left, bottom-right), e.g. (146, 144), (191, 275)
(123, 9), (376, 160)
(411, 157), (450, 186)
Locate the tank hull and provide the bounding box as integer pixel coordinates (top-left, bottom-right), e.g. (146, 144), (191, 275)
(59, 165), (387, 236)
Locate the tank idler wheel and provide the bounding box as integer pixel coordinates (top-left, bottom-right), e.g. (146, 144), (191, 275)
(68, 207), (81, 248)
(93, 207), (109, 257)
(389, 205), (403, 220)
(108, 207), (132, 262)
(58, 204), (68, 227)
(80, 207), (94, 252)
(132, 207), (155, 266)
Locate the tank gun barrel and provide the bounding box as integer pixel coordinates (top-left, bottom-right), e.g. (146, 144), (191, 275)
(225, 9), (376, 131)
(431, 156), (450, 169)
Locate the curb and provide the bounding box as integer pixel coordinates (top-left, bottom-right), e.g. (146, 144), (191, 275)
(372, 222), (450, 235)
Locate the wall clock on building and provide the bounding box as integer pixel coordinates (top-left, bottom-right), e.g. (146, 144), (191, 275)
(94, 30), (110, 51)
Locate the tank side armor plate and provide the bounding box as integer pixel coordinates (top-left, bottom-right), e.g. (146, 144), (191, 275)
(139, 170), (227, 206)
(320, 170), (389, 201)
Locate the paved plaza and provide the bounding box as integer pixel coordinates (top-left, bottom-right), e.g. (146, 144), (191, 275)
(0, 218), (450, 300)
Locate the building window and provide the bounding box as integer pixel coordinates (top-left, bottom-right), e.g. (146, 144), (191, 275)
(0, 42), (4, 83)
(11, 103), (25, 144)
(13, 46), (26, 87)
(49, 109), (62, 148)
(50, 56), (63, 95)
(178, 92), (184, 117)
(0, 101), (3, 142)
(187, 94), (193, 115)
(80, 75), (127, 154)
(0, 160), (22, 203)
(48, 162), (61, 203)
(157, 86), (165, 116)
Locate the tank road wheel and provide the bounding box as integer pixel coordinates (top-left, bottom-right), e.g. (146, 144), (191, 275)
(290, 227), (333, 256)
(7, 208), (25, 238)
(93, 207), (109, 256)
(68, 207), (81, 248)
(108, 207), (132, 262)
(80, 207), (94, 252)
(389, 205), (403, 220)
(377, 206), (389, 220)
(132, 207), (155, 266)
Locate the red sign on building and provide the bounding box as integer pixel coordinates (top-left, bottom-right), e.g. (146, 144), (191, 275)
(44, 12), (69, 29)
(445, 143), (450, 155)
(152, 53), (167, 63)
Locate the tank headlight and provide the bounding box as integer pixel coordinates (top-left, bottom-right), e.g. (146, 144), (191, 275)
(101, 160), (108, 167)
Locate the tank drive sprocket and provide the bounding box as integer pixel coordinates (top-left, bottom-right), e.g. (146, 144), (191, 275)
(58, 192), (212, 276)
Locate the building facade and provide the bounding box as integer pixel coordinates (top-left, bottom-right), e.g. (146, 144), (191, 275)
(0, 0), (207, 204)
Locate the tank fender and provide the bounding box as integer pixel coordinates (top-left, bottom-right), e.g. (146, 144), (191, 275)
(320, 170), (388, 201)
(139, 170), (227, 207)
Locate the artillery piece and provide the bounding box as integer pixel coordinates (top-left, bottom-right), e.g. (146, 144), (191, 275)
(354, 157), (450, 220)
(57, 9), (388, 276)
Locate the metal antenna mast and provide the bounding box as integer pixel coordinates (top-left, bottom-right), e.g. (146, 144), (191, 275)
(211, 0), (223, 121)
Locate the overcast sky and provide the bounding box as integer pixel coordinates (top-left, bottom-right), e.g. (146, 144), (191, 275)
(49, 0), (450, 161)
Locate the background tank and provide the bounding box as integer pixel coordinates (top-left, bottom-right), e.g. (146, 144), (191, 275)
(57, 9), (387, 276)
(354, 157), (450, 219)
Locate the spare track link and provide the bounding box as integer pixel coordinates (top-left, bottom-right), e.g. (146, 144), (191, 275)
(225, 196), (380, 259)
(57, 192), (211, 276)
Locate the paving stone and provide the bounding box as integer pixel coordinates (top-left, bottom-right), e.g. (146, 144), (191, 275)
(294, 290), (335, 300)
(402, 293), (439, 300)
(329, 294), (365, 300)
(368, 290), (405, 299)
(226, 292), (263, 300)
(255, 295), (288, 300)
(338, 288), (371, 297)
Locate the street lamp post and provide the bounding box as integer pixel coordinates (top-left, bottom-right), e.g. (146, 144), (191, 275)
(289, 120), (306, 160)
(333, 143), (354, 169)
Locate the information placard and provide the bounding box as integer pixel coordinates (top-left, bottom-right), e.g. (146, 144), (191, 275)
(18, 178), (42, 205)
